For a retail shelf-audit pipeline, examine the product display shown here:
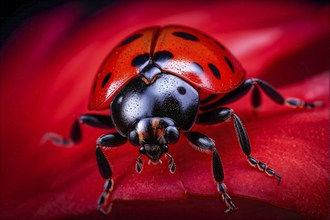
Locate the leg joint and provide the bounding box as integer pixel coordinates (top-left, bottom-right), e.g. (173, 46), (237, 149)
(187, 132), (215, 152)
(97, 133), (127, 147)
(197, 107), (233, 125)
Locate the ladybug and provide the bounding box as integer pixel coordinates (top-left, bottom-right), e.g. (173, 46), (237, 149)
(45, 25), (323, 215)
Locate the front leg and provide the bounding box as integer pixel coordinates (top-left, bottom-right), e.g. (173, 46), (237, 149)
(186, 132), (236, 213)
(198, 108), (281, 185)
(96, 133), (127, 215)
(43, 114), (115, 146)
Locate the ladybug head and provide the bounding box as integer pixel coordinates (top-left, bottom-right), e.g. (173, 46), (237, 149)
(128, 117), (179, 162)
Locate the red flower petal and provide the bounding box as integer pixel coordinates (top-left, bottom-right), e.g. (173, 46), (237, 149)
(0, 1), (328, 219)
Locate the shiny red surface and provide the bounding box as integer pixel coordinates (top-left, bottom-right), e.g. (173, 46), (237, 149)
(89, 25), (246, 110)
(0, 1), (329, 219)
(155, 26), (246, 93)
(89, 27), (157, 110)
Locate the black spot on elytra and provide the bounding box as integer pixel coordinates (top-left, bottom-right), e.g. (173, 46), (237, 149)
(208, 63), (221, 79)
(190, 62), (204, 75)
(119, 33), (143, 46)
(177, 86), (186, 95)
(101, 73), (111, 88)
(224, 56), (234, 73)
(154, 51), (174, 69)
(172, 32), (199, 41)
(131, 53), (150, 70)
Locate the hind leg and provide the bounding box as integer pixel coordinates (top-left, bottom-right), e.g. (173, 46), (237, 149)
(200, 78), (324, 111)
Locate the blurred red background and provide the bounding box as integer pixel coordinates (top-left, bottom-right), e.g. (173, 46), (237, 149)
(0, 1), (329, 219)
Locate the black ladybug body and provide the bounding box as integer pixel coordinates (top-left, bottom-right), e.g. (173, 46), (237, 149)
(111, 73), (199, 135)
(111, 71), (199, 164)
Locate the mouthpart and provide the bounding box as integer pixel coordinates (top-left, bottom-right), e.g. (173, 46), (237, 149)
(148, 159), (163, 165)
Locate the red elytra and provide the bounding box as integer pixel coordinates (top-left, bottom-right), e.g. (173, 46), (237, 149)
(88, 25), (246, 110)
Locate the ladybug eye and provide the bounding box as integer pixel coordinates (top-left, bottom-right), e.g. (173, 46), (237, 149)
(128, 130), (140, 146)
(164, 126), (179, 144)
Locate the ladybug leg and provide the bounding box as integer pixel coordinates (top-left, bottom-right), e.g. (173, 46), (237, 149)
(198, 108), (282, 185)
(42, 114), (115, 146)
(201, 78), (324, 110)
(186, 132), (236, 213)
(251, 85), (262, 109)
(135, 154), (145, 173)
(165, 153), (176, 174)
(252, 78), (324, 109)
(96, 133), (127, 215)
(200, 79), (257, 110)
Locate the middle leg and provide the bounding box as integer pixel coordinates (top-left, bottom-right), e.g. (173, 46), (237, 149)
(96, 133), (127, 215)
(43, 114), (116, 146)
